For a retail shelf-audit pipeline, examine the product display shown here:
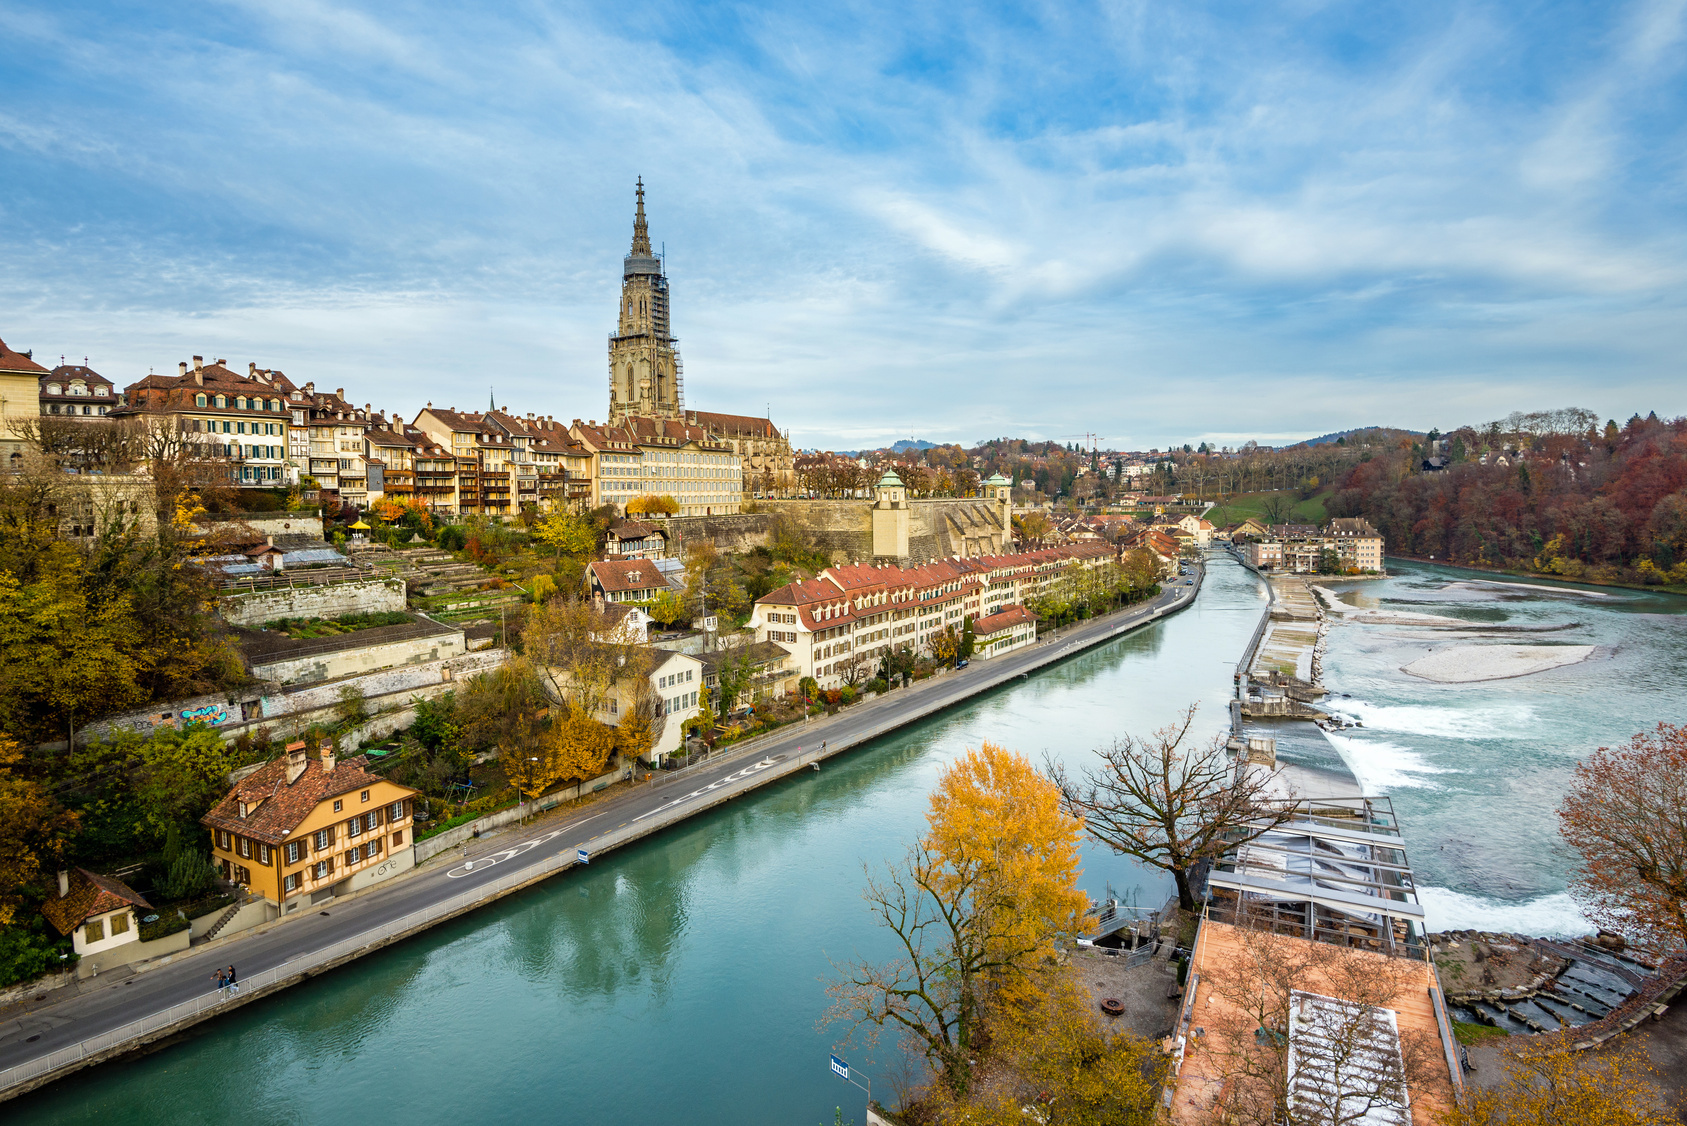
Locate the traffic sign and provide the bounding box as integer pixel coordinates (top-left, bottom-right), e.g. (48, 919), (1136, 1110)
(577, 849), (590, 865)
(830, 1055), (849, 1079)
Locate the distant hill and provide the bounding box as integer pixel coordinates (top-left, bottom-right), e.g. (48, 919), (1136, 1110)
(1298, 426), (1422, 447)
(822, 438), (939, 458)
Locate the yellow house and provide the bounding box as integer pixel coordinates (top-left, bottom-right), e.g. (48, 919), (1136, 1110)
(202, 743), (418, 914)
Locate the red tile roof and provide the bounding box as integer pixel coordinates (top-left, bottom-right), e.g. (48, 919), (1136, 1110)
(0, 336), (51, 375)
(973, 604), (1038, 635)
(201, 756), (415, 845)
(685, 410), (781, 439)
(41, 869), (152, 935)
(587, 558), (668, 594)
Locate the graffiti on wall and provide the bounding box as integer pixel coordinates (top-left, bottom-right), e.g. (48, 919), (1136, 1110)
(180, 703), (229, 727)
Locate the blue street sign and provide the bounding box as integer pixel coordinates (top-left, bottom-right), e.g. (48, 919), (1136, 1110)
(577, 849), (590, 865)
(830, 1055), (849, 1079)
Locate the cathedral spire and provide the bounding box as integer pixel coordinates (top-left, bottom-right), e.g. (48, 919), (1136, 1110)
(630, 177), (652, 257)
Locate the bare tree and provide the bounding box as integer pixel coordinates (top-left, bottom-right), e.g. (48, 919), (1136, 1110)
(1048, 704), (1296, 910)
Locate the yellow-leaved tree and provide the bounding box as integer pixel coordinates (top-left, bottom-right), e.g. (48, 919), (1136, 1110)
(1442, 1037), (1678, 1126)
(925, 742), (1091, 997)
(547, 709), (618, 783)
(828, 742), (1091, 1096)
(0, 735), (80, 926)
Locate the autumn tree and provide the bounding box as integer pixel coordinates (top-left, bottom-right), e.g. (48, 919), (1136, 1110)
(1558, 722), (1687, 950)
(1049, 703), (1296, 910)
(0, 735), (80, 926)
(1017, 510), (1053, 547)
(828, 743), (1089, 1096)
(642, 589), (686, 628)
(921, 976), (1164, 1126)
(456, 658), (554, 803)
(532, 510), (597, 561)
(547, 710), (618, 783)
(1442, 1036), (1678, 1126)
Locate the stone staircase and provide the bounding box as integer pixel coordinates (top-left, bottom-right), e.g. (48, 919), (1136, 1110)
(193, 897), (248, 945)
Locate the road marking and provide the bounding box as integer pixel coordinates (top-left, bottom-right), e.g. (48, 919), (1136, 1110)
(631, 755), (788, 823)
(444, 810), (609, 878)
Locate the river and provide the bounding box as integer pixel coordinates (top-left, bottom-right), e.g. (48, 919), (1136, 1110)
(10, 557), (1268, 1125)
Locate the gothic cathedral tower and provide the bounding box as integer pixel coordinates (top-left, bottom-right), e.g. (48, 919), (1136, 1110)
(608, 179), (683, 422)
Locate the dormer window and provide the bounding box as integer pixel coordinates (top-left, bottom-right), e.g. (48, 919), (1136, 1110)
(195, 393), (207, 407)
(214, 395), (226, 408)
(45, 383), (61, 395)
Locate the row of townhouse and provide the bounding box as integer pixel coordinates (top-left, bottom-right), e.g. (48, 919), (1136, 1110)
(1236, 518), (1385, 574)
(748, 542), (1117, 689)
(3, 342), (750, 519)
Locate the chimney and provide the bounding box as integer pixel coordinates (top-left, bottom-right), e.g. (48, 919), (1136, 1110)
(193, 355), (203, 373)
(215, 358), (226, 367)
(285, 740), (308, 784)
(336, 388), (344, 399)
(195, 369), (204, 386)
(58, 869), (69, 898)
(179, 361), (188, 377)
(322, 744), (336, 773)
(305, 382), (314, 393)
(250, 362), (257, 376)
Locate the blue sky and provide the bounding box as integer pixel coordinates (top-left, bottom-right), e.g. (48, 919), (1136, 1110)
(2, 0), (1683, 450)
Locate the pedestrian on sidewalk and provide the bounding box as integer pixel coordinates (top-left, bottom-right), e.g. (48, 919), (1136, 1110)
(213, 969), (227, 994)
(227, 965), (239, 995)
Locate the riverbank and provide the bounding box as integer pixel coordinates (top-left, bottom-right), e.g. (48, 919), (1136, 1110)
(1387, 553), (1687, 599)
(0, 566), (1206, 1103)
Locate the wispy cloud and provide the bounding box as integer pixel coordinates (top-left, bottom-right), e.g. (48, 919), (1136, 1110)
(1, 0), (1682, 449)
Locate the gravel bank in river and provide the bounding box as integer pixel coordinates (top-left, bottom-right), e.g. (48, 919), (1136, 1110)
(1401, 644), (1597, 683)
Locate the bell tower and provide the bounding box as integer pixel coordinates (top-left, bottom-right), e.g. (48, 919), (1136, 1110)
(608, 178), (683, 422)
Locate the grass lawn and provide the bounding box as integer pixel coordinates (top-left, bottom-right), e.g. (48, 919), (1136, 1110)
(1453, 1020), (1510, 1046)
(1202, 489), (1332, 529)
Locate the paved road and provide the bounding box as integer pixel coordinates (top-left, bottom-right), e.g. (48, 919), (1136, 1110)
(0, 562), (1203, 1081)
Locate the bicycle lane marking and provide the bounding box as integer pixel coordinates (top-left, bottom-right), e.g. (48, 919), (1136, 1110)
(444, 809), (611, 878)
(630, 755), (788, 824)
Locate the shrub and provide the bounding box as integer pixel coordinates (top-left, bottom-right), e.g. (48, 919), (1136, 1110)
(867, 677), (888, 695)
(162, 849), (219, 901)
(839, 686), (857, 705)
(0, 919), (74, 986)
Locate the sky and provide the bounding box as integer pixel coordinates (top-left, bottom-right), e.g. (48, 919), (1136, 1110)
(1, 0), (1684, 451)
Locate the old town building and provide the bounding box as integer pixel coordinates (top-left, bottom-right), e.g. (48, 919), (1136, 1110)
(1, 335), (51, 468)
(202, 742), (418, 912)
(750, 541), (1114, 689)
(41, 362), (122, 419)
(114, 357), (300, 489)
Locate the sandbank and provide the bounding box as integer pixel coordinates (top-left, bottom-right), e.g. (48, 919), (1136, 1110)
(1400, 644), (1596, 684)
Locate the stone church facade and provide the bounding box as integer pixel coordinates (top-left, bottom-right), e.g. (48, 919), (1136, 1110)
(605, 181), (796, 497)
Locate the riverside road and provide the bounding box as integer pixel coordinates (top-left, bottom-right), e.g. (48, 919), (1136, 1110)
(0, 563), (1202, 1092)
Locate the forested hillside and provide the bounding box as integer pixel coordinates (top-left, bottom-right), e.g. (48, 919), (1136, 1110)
(1327, 410), (1687, 584)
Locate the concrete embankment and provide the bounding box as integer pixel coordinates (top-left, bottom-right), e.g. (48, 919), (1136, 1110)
(0, 567), (1205, 1101)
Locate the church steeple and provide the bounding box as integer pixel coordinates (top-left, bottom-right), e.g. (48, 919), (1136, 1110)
(609, 180), (682, 422)
(630, 177), (652, 257)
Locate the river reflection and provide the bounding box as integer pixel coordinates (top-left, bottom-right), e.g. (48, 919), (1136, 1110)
(10, 556), (1270, 1126)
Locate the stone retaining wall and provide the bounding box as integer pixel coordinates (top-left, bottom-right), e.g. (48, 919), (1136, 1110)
(221, 577), (407, 627)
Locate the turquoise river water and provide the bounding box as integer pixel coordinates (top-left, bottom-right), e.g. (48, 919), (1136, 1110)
(12, 556), (1685, 1124)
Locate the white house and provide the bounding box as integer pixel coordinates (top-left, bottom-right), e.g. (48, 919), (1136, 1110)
(42, 868), (151, 967)
(970, 605), (1039, 659)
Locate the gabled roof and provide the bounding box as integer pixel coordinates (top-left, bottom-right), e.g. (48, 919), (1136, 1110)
(609, 520), (664, 540)
(0, 336), (51, 375)
(41, 869), (152, 935)
(973, 604), (1038, 635)
(202, 756), (414, 844)
(684, 409), (781, 439)
(588, 558), (668, 594)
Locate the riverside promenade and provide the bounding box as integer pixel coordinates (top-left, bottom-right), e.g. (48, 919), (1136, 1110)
(0, 562), (1204, 1101)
